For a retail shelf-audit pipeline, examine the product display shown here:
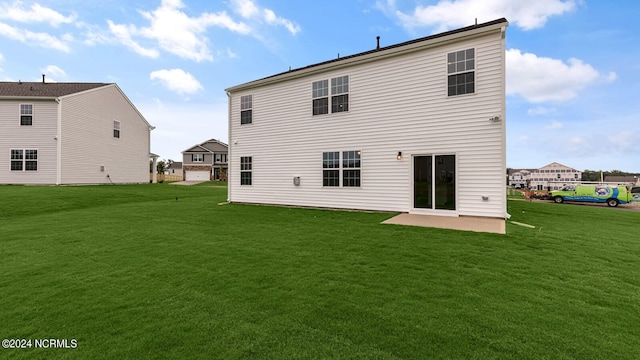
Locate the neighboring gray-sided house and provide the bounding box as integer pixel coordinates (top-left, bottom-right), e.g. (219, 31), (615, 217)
(166, 161), (182, 175)
(182, 139), (228, 181)
(225, 18), (509, 221)
(0, 80), (154, 185)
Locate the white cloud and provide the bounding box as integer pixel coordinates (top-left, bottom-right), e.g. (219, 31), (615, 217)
(42, 65), (66, 80)
(544, 120), (564, 130)
(107, 20), (159, 58)
(380, 0), (577, 32)
(108, 0), (250, 62)
(527, 106), (556, 116)
(150, 68), (203, 95)
(0, 1), (76, 27)
(230, 0), (300, 35)
(506, 49), (615, 103)
(0, 21), (71, 52)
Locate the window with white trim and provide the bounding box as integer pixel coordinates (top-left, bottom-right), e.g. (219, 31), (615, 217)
(10, 149), (37, 171)
(240, 156), (252, 185)
(113, 120), (120, 138)
(313, 75), (349, 115)
(331, 76), (349, 113)
(322, 150), (360, 187)
(312, 80), (328, 115)
(20, 104), (33, 126)
(192, 154), (204, 162)
(241, 95), (252, 124)
(447, 48), (475, 96)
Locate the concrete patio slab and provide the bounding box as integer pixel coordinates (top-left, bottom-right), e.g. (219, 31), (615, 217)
(382, 213), (506, 234)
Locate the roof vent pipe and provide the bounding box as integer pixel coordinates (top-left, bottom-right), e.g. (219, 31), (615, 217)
(376, 36), (380, 49)
(42, 74), (45, 83)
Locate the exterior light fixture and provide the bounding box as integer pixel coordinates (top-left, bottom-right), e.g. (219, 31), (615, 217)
(397, 151), (403, 160)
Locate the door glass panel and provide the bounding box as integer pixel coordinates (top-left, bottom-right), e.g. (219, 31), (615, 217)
(435, 155), (455, 210)
(413, 156), (432, 208)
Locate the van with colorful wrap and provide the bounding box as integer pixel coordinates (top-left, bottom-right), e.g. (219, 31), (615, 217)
(550, 185), (634, 207)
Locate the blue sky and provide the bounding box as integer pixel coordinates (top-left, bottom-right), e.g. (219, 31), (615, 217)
(1, 0), (638, 172)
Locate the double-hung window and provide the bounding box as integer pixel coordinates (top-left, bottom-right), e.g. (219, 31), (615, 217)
(10, 149), (37, 171)
(241, 95), (252, 124)
(20, 104), (33, 126)
(113, 120), (121, 138)
(192, 154), (204, 162)
(312, 80), (328, 115)
(313, 76), (349, 115)
(447, 49), (475, 96)
(322, 152), (340, 186)
(322, 150), (360, 187)
(342, 150), (360, 187)
(331, 76), (349, 113)
(240, 156), (252, 185)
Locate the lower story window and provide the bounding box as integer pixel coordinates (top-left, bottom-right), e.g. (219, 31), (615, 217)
(240, 156), (252, 185)
(10, 149), (37, 171)
(322, 150), (361, 187)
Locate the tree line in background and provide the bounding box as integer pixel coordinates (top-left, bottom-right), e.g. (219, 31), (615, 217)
(580, 169), (637, 182)
(507, 168), (638, 182)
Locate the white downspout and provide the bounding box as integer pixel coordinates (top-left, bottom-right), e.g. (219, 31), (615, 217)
(226, 91), (232, 202)
(56, 97), (62, 185)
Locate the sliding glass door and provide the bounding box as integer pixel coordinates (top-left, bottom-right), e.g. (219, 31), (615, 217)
(413, 155), (456, 211)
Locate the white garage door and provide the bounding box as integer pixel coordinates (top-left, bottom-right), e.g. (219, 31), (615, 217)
(185, 171), (210, 181)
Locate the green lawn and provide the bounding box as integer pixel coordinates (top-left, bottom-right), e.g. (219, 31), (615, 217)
(1, 184), (639, 359)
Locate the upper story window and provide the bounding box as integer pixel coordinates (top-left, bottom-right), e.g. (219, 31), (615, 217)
(312, 80), (328, 115)
(192, 154), (204, 162)
(331, 76), (349, 113)
(20, 104), (33, 126)
(113, 120), (120, 138)
(313, 76), (349, 116)
(447, 48), (475, 96)
(241, 95), (252, 124)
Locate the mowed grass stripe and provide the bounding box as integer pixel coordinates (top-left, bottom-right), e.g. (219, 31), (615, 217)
(1, 184), (639, 359)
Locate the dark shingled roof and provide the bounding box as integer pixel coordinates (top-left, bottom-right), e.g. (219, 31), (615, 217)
(228, 18), (508, 89)
(0, 82), (111, 97)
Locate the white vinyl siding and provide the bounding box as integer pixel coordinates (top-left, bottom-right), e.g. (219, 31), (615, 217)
(228, 24), (506, 218)
(0, 100), (57, 184)
(59, 85), (151, 184)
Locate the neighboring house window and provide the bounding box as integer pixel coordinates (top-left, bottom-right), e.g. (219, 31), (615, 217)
(312, 80), (328, 115)
(113, 120), (121, 138)
(322, 150), (361, 187)
(20, 104), (33, 126)
(447, 48), (475, 96)
(331, 76), (349, 113)
(215, 154), (222, 163)
(192, 154), (204, 162)
(322, 152), (340, 187)
(240, 156), (252, 185)
(10, 149), (37, 171)
(241, 95), (252, 124)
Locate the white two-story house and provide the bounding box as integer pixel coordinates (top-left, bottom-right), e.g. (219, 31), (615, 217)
(226, 18), (509, 220)
(0, 80), (153, 185)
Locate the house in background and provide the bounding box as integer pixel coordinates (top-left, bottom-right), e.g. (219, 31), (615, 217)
(181, 139), (228, 181)
(226, 19), (509, 221)
(0, 79), (154, 185)
(529, 162), (581, 190)
(165, 161), (182, 175)
(604, 175), (640, 186)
